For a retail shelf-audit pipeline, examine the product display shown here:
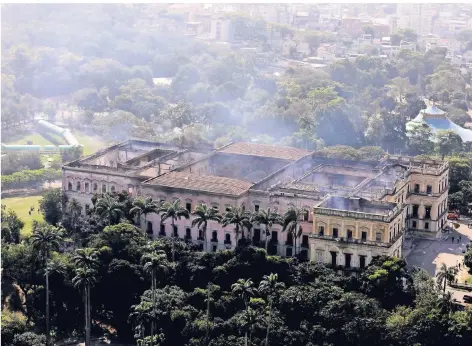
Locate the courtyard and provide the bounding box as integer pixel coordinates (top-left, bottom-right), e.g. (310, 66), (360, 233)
(405, 220), (472, 303)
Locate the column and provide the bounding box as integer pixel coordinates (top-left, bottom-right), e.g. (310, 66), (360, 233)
(355, 221), (359, 239)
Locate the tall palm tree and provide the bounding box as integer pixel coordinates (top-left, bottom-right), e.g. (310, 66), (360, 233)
(192, 204), (222, 252)
(158, 199), (190, 261)
(130, 197), (160, 228)
(222, 206), (251, 246)
(141, 250), (168, 346)
(252, 208), (282, 252)
(258, 273), (285, 346)
(31, 224), (63, 346)
(241, 306), (257, 346)
(72, 248), (99, 346)
(67, 199), (83, 232)
(72, 267), (97, 346)
(282, 207), (304, 257)
(232, 278), (257, 346)
(435, 263), (458, 292)
(95, 194), (124, 225)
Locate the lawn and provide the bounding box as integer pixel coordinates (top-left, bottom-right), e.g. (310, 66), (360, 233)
(71, 130), (108, 156)
(6, 132), (62, 146)
(2, 195), (44, 237)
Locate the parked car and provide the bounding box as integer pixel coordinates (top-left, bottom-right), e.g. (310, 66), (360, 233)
(463, 295), (472, 303)
(448, 212), (460, 220)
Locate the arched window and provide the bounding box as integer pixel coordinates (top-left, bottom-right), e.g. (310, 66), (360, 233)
(68, 181), (73, 191)
(93, 183), (98, 192)
(76, 181), (81, 191)
(102, 184), (107, 194)
(212, 231), (218, 242)
(111, 185), (116, 193)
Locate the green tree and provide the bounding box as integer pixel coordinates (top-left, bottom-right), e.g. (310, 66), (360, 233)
(1, 205), (25, 244)
(407, 123), (435, 155)
(30, 223), (63, 346)
(158, 199), (190, 261)
(39, 188), (65, 226)
(436, 130), (463, 159)
(221, 206), (251, 246)
(191, 204), (222, 252)
(464, 248), (472, 269)
(232, 278), (257, 346)
(435, 263), (458, 292)
(130, 197), (160, 227)
(282, 207), (304, 257)
(72, 248), (99, 346)
(251, 208), (282, 252)
(141, 250), (168, 346)
(95, 194), (124, 225)
(258, 273), (285, 346)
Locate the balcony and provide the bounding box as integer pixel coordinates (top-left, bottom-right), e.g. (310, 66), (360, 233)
(407, 186), (448, 198)
(269, 239), (278, 245)
(158, 231), (166, 237)
(301, 242), (309, 248)
(185, 235), (192, 241)
(197, 236), (204, 241)
(211, 238), (218, 243)
(310, 230), (404, 248)
(285, 240), (293, 246)
(224, 239), (232, 245)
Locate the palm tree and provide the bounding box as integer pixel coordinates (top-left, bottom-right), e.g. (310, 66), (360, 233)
(95, 194), (124, 225)
(67, 199), (83, 232)
(158, 199), (190, 261)
(72, 248), (100, 270)
(241, 306), (257, 346)
(252, 208), (282, 252)
(232, 278), (257, 346)
(72, 267), (98, 346)
(437, 291), (455, 314)
(141, 250), (168, 346)
(435, 263), (458, 292)
(130, 197), (160, 228)
(222, 206), (251, 246)
(192, 204), (222, 252)
(259, 273), (285, 346)
(31, 224), (63, 346)
(129, 302), (151, 344)
(282, 207), (304, 257)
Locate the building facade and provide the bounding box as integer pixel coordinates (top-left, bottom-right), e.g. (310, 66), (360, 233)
(62, 141), (449, 269)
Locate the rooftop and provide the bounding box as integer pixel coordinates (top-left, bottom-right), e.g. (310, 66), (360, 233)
(218, 142), (311, 161)
(144, 172), (253, 196)
(318, 195), (397, 215)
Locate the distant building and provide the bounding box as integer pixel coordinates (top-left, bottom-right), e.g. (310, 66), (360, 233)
(210, 18), (234, 42)
(397, 3), (435, 35)
(407, 104), (472, 144)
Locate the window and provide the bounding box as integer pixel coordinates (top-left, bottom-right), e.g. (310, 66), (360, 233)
(186, 228), (191, 239)
(332, 228), (338, 238)
(425, 206), (431, 219)
(173, 225), (178, 237)
(225, 233), (231, 244)
(286, 233), (293, 245)
(271, 231), (278, 244)
(146, 221), (153, 235)
(76, 182), (81, 191)
(330, 251), (337, 267)
(212, 245), (217, 252)
(359, 255), (366, 269)
(186, 202), (192, 212)
(361, 231), (367, 241)
(412, 221), (417, 229)
(347, 230), (353, 239)
(344, 254), (351, 268)
(317, 252), (324, 263)
(412, 205), (419, 218)
(110, 185), (115, 193)
(198, 230), (204, 240)
(318, 225), (324, 236)
(254, 204), (259, 212)
(102, 184), (107, 193)
(302, 235), (309, 247)
(414, 184), (420, 193)
(303, 209), (309, 221)
(212, 231), (218, 242)
(253, 229), (261, 242)
(85, 182), (89, 193)
(375, 232), (382, 242)
(426, 185), (432, 194)
(425, 222), (429, 230)
(93, 183), (98, 192)
(225, 207), (231, 212)
(160, 224), (166, 236)
(286, 247), (293, 257)
(199, 243), (204, 251)
(300, 249), (308, 260)
(68, 182), (72, 190)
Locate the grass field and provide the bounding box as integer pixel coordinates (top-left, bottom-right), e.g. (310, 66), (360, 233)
(6, 132), (62, 146)
(71, 130), (108, 156)
(2, 195), (44, 237)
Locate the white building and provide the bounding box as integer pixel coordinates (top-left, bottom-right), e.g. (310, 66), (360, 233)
(397, 3), (435, 35)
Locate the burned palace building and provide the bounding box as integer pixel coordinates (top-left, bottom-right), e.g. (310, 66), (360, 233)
(62, 140), (449, 269)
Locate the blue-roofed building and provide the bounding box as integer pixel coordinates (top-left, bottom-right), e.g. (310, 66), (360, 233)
(406, 104), (472, 144)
